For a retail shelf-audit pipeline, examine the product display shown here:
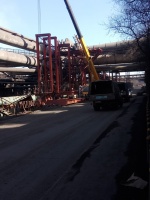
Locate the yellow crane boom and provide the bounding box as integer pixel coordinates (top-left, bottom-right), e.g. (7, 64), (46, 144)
(64, 0), (100, 81)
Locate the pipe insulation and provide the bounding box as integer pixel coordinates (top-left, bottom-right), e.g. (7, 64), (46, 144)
(0, 27), (41, 52)
(0, 27), (144, 68)
(95, 62), (146, 72)
(89, 40), (135, 52)
(0, 67), (36, 73)
(94, 53), (137, 65)
(0, 26), (135, 53)
(0, 50), (37, 66)
(0, 49), (140, 67)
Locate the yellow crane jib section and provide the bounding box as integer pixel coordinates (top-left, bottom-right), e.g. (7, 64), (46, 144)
(80, 37), (100, 81)
(64, 0), (99, 81)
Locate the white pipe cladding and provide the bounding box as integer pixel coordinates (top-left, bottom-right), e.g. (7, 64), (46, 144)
(0, 50), (37, 66)
(0, 29), (42, 52)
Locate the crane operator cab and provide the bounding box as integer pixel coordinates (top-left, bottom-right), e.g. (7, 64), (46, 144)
(89, 80), (123, 111)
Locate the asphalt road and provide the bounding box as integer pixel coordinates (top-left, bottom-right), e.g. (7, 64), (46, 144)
(0, 95), (148, 200)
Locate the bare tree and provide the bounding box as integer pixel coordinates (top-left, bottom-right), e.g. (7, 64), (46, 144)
(108, 0), (150, 94)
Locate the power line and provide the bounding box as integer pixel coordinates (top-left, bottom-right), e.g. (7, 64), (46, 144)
(37, 0), (41, 34)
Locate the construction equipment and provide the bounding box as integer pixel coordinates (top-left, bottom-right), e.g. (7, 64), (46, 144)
(63, 1), (124, 110)
(64, 0), (100, 82)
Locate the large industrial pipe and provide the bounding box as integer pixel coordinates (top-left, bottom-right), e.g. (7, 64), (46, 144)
(0, 27), (41, 52)
(0, 26), (135, 55)
(0, 48), (139, 68)
(0, 50), (37, 66)
(89, 40), (135, 52)
(0, 26), (143, 68)
(95, 62), (146, 72)
(94, 53), (137, 65)
(0, 67), (36, 73)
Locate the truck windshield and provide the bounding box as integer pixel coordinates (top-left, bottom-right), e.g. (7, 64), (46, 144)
(90, 81), (113, 95)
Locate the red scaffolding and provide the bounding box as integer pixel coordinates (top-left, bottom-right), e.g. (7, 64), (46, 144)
(35, 33), (102, 104)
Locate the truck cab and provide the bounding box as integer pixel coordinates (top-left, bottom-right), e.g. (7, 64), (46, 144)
(89, 80), (123, 111)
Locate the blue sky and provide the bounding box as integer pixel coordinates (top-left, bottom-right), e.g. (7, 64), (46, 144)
(0, 0), (122, 46)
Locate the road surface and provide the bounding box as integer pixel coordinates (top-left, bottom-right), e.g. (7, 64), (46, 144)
(0, 96), (147, 200)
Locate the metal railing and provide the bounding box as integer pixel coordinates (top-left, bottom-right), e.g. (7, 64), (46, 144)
(0, 47), (36, 57)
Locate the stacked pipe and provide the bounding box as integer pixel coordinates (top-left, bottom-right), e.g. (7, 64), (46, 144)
(0, 26), (143, 69)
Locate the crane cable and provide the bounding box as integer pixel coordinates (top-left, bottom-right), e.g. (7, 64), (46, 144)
(37, 0), (41, 34)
